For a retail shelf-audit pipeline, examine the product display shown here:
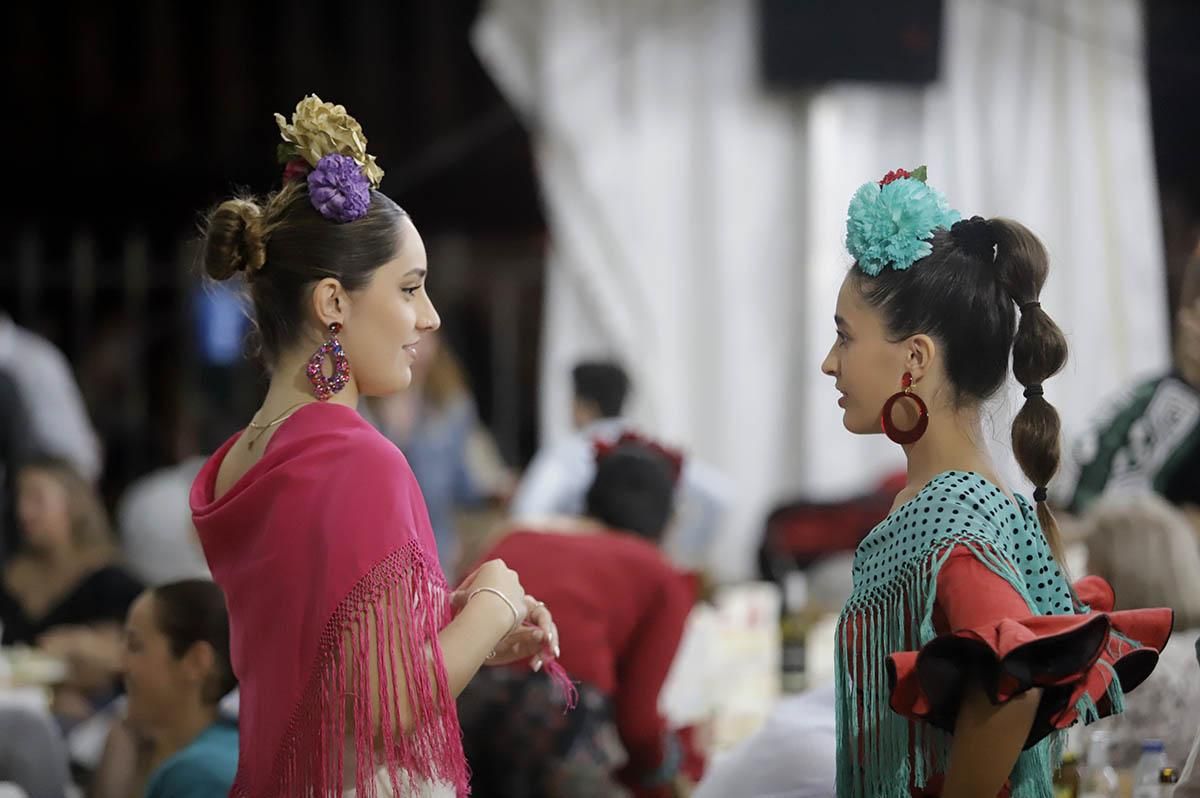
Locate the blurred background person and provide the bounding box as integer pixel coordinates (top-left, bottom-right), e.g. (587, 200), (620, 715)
(0, 371), (34, 560)
(510, 361), (730, 572)
(508, 361), (630, 521)
(0, 314), (102, 485)
(1057, 248), (1200, 517)
(368, 330), (513, 577)
(1081, 492), (1200, 768)
(460, 437), (696, 798)
(116, 457), (211, 588)
(0, 704), (72, 798)
(0, 457), (141, 725)
(117, 580), (238, 798)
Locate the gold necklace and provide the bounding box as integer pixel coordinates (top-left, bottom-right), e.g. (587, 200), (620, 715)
(245, 401), (313, 449)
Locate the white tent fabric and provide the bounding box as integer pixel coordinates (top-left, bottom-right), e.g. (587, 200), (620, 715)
(474, 0), (1168, 580)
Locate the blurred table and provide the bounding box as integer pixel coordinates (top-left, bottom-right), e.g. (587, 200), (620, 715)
(0, 646), (65, 712)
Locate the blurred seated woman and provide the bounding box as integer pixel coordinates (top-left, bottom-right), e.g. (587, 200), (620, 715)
(120, 579), (238, 798)
(458, 436), (696, 798)
(0, 456), (142, 722)
(367, 330), (514, 577)
(1084, 492), (1200, 768)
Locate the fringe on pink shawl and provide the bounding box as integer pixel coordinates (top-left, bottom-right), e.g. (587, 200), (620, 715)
(229, 541), (470, 798)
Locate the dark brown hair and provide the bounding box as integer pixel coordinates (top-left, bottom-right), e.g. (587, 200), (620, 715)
(572, 361), (630, 419)
(852, 218), (1070, 564)
(152, 579), (237, 705)
(585, 441), (678, 542)
(202, 181), (408, 365)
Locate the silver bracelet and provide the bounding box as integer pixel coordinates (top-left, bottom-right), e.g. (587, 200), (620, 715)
(467, 587), (521, 637)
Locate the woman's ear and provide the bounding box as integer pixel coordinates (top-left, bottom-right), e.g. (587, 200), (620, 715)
(904, 333), (937, 383)
(310, 278), (348, 330)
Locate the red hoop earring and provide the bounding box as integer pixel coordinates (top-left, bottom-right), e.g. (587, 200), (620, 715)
(306, 322), (351, 401)
(880, 372), (928, 444)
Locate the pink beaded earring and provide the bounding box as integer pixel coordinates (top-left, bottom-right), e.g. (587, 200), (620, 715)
(306, 323), (351, 401)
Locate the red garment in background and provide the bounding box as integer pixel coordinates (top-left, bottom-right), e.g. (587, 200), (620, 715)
(479, 528), (696, 796)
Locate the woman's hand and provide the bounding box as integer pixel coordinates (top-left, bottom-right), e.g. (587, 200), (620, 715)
(482, 595), (560, 669)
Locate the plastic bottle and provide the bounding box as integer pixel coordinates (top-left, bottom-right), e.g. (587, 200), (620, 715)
(1079, 730), (1120, 798)
(1133, 739), (1170, 798)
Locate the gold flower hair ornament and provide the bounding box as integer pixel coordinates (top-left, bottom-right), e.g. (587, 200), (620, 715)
(274, 94), (384, 188)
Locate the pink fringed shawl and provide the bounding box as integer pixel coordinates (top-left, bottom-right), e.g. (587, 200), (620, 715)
(190, 403), (470, 797)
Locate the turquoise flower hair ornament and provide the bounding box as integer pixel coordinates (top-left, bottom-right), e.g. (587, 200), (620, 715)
(845, 165), (961, 276)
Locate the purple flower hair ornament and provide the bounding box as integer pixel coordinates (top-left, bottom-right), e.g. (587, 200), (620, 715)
(306, 153), (372, 223)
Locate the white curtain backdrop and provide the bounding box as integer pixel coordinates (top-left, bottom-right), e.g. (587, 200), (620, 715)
(473, 0), (1168, 580)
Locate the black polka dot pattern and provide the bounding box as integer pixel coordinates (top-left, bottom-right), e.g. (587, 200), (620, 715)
(850, 471), (1073, 615)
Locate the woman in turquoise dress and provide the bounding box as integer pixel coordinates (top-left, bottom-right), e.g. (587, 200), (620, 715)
(820, 167), (1173, 798)
(122, 579), (238, 798)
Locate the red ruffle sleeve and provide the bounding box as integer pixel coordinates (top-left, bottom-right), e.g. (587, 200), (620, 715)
(887, 547), (1173, 749)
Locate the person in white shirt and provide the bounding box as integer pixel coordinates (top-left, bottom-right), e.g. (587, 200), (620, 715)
(0, 315), (102, 482)
(509, 361), (730, 570)
(117, 457), (212, 586)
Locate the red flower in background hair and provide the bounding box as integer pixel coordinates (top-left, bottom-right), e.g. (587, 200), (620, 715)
(879, 168), (911, 186)
(593, 432), (685, 484)
(282, 158), (312, 184)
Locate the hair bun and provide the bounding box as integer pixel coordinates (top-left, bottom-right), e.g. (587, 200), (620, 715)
(950, 216), (996, 262)
(203, 198), (267, 280)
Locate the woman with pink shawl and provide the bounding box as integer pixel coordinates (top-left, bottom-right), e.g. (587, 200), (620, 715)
(189, 96), (567, 797)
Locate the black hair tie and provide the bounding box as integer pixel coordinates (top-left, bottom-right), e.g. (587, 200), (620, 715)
(1033, 486), (1048, 503)
(1023, 384), (1044, 399)
(1020, 300), (1041, 313)
(950, 216), (995, 261)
